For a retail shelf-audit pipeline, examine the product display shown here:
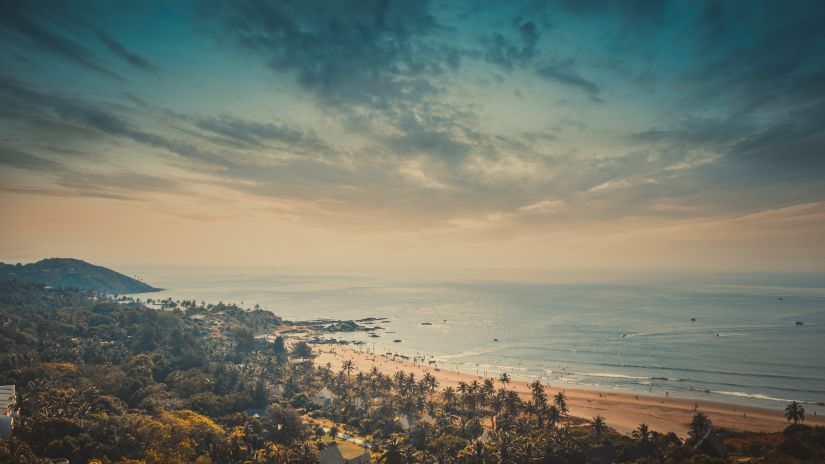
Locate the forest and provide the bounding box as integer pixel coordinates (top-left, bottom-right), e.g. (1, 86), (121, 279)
(0, 280), (822, 463)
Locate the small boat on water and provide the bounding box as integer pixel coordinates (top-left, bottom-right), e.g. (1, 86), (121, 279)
(690, 318), (696, 322)
(421, 322), (432, 325)
(393, 339), (402, 343)
(493, 338), (499, 342)
(796, 321), (804, 326)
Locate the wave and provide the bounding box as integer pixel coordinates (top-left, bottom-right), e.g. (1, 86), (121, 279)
(713, 390), (801, 404)
(578, 372), (649, 381)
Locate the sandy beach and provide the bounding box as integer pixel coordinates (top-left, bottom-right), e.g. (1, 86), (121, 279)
(315, 344), (825, 438)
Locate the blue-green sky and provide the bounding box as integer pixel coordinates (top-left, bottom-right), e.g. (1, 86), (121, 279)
(1, 0), (824, 274)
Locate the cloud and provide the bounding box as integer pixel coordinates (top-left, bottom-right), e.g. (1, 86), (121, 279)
(96, 30), (159, 72)
(480, 18), (540, 71)
(193, 115), (335, 157)
(2, 0), (824, 237)
(201, 0), (445, 107)
(0, 143), (178, 201)
(535, 62), (600, 96)
(0, 145), (63, 171)
(0, 1), (122, 80)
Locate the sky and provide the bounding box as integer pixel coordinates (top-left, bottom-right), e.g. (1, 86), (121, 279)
(1, 0), (824, 277)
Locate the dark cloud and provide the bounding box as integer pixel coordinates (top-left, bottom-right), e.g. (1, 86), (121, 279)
(2, 0), (824, 230)
(96, 30), (159, 72)
(480, 18), (540, 71)
(0, 76), (227, 169)
(536, 62), (600, 96)
(0, 1), (122, 80)
(194, 115), (335, 157)
(556, 0), (666, 27)
(201, 0), (444, 107)
(0, 143), (178, 201)
(0, 145), (63, 171)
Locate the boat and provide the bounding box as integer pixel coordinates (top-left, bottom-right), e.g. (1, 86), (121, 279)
(393, 339), (402, 343)
(690, 318), (696, 322)
(796, 321), (804, 325)
(421, 322), (432, 325)
(493, 338), (499, 342)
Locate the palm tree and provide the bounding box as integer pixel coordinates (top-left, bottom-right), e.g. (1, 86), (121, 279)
(442, 387), (457, 411)
(457, 381), (469, 395)
(499, 373), (511, 386)
(288, 441), (319, 464)
(504, 390), (521, 417)
(423, 372), (438, 394)
(688, 411), (711, 442)
(632, 423), (651, 443)
(785, 401), (805, 424)
(547, 405), (561, 429)
(378, 437), (405, 464)
(530, 380), (548, 427)
(341, 359), (355, 378)
(458, 439), (493, 464)
(553, 391), (568, 417)
(592, 415), (607, 439)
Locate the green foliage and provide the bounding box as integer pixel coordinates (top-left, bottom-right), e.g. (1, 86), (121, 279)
(2, 279), (823, 464)
(0, 258), (160, 293)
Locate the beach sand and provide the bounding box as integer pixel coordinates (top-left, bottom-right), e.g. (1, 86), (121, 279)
(314, 344), (825, 438)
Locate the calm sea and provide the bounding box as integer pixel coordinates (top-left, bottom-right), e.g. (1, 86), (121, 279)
(127, 267), (825, 412)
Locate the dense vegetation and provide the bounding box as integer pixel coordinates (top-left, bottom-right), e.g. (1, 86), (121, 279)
(0, 280), (822, 463)
(0, 258), (160, 294)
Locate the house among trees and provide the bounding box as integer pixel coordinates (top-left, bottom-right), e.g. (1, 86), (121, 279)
(311, 387), (337, 409)
(317, 442), (371, 464)
(0, 385), (16, 440)
(396, 412), (436, 432)
(693, 428), (728, 459)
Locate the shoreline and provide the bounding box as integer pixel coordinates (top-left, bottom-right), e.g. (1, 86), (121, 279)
(314, 344), (825, 438)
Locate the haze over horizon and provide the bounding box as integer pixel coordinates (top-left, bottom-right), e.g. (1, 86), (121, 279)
(2, 0), (824, 276)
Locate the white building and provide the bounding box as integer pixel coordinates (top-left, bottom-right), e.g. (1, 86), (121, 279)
(0, 385), (16, 440)
(311, 387), (336, 409)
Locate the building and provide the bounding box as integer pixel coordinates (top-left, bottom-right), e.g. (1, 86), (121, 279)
(396, 412), (435, 432)
(0, 385), (16, 440)
(311, 387), (337, 409)
(694, 428), (728, 459)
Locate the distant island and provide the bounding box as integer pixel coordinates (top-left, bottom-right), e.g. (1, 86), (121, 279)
(0, 258), (160, 293)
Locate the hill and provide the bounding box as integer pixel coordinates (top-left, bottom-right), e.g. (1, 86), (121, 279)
(0, 258), (161, 293)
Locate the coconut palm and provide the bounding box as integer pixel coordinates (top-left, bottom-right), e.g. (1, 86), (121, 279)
(688, 411), (711, 442)
(458, 439), (494, 464)
(632, 423), (651, 443)
(499, 373), (511, 386)
(442, 387), (457, 411)
(342, 359), (355, 378)
(785, 401), (805, 424)
(553, 391), (568, 417)
(288, 441), (319, 464)
(422, 372), (438, 394)
(530, 380), (548, 427)
(457, 381), (469, 395)
(592, 415), (607, 439)
(378, 437), (406, 464)
(547, 405), (561, 429)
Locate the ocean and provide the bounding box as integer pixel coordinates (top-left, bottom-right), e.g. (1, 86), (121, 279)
(128, 267), (825, 412)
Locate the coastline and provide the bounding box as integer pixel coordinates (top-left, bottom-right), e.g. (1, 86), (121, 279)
(314, 344), (825, 438)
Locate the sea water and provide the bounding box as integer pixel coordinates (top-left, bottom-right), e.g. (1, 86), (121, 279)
(129, 267), (825, 412)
